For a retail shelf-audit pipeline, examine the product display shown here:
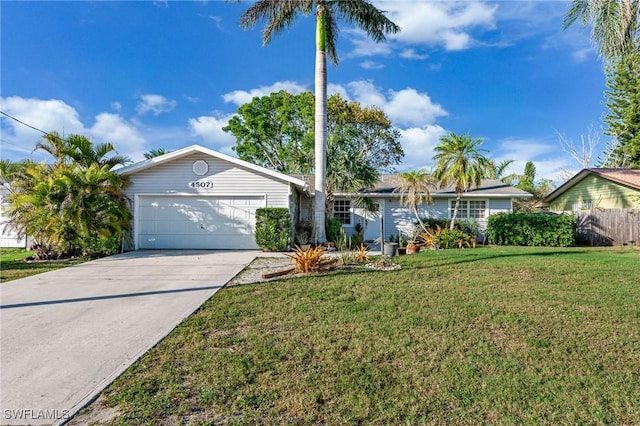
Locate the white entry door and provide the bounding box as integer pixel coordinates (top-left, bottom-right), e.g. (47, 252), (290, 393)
(363, 201), (384, 243)
(137, 195), (263, 249)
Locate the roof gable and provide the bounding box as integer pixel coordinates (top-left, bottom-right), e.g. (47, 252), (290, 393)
(117, 145), (308, 190)
(544, 168), (640, 203)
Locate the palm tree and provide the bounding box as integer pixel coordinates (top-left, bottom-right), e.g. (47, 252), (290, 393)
(487, 159), (518, 185)
(563, 0), (639, 61)
(393, 169), (435, 233)
(433, 133), (491, 230)
(239, 0), (400, 243)
(35, 131), (69, 166)
(65, 135), (131, 170)
(144, 148), (168, 159)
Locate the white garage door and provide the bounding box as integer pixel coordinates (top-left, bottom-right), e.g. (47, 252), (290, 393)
(138, 196), (264, 249)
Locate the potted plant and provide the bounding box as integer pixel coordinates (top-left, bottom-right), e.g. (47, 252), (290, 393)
(383, 234), (397, 257)
(406, 228), (421, 254)
(397, 235), (406, 255)
(295, 229), (311, 251)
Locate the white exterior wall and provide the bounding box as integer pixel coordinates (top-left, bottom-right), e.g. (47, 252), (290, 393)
(125, 153), (292, 205)
(0, 189), (27, 248)
(125, 153), (295, 249)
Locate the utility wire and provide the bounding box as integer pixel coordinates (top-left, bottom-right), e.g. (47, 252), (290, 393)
(0, 110), (95, 149)
(0, 110), (50, 136)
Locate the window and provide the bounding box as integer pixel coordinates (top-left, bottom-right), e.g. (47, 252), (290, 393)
(450, 200), (486, 219)
(333, 200), (351, 225)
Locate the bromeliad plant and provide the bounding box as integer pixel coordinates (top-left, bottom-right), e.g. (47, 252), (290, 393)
(286, 245), (334, 273)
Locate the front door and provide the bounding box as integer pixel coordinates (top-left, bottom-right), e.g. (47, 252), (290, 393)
(363, 201), (384, 244)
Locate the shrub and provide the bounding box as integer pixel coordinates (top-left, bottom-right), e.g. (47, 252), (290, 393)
(433, 228), (472, 249)
(325, 217), (343, 244)
(418, 217), (451, 230)
(286, 245), (334, 272)
(487, 213), (576, 247)
(255, 208), (291, 251)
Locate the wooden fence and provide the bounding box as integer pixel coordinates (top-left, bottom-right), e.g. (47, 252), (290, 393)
(575, 209), (640, 246)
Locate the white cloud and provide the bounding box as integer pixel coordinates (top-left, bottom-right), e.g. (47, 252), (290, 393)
(494, 138), (565, 182)
(0, 96), (147, 161)
(375, 1), (497, 51)
(136, 94), (177, 116)
(222, 81), (309, 106)
(90, 113), (146, 151)
(343, 80), (447, 127)
(399, 48), (428, 60)
(0, 97), (85, 158)
(360, 60), (384, 70)
(188, 112), (237, 155)
(208, 15), (223, 30)
(397, 125), (448, 171)
(327, 83), (349, 99)
(347, 32), (394, 57)
(111, 101), (122, 112)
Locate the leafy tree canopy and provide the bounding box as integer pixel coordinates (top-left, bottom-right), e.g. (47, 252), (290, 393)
(600, 51), (640, 168)
(223, 90), (404, 175)
(4, 133), (132, 259)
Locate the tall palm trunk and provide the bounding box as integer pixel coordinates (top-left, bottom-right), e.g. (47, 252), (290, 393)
(313, 4), (328, 243)
(451, 194), (461, 230)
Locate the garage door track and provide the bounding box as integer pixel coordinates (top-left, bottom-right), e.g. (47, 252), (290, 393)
(0, 250), (258, 425)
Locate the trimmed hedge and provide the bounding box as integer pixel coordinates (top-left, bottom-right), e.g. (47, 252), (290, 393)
(487, 213), (576, 247)
(255, 208), (291, 251)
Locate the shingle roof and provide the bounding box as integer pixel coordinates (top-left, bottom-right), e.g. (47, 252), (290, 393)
(293, 174), (532, 198)
(543, 168), (640, 203)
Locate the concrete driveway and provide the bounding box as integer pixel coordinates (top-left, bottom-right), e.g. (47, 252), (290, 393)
(0, 250), (258, 425)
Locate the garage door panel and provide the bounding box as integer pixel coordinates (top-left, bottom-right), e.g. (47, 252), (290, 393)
(138, 196), (263, 249)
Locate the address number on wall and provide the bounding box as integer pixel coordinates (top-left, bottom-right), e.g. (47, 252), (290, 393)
(188, 181), (214, 189)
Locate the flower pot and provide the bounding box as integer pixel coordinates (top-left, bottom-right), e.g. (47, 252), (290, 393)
(407, 242), (421, 254)
(396, 247), (407, 256)
(383, 242), (397, 257)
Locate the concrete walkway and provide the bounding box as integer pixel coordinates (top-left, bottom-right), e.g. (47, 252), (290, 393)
(0, 250), (258, 425)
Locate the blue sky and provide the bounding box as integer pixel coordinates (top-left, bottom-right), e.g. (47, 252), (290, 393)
(1, 1), (608, 181)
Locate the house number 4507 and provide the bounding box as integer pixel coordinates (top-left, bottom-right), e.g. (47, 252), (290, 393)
(188, 181), (213, 189)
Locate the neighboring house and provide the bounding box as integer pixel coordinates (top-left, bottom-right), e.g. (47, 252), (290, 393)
(0, 186), (27, 248)
(298, 174), (532, 243)
(543, 168), (640, 212)
(117, 145), (532, 250)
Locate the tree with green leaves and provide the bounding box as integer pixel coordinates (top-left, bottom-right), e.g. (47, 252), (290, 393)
(487, 159), (518, 184)
(224, 91), (403, 174)
(513, 161), (555, 212)
(4, 134), (132, 259)
(563, 0), (639, 62)
(433, 133), (491, 230)
(143, 148), (169, 160)
(35, 132), (130, 170)
(224, 90), (403, 216)
(393, 169), (435, 233)
(238, 0), (400, 243)
(224, 91), (315, 173)
(599, 51), (640, 168)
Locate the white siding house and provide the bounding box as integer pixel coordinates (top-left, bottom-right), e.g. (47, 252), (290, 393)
(118, 146), (530, 250)
(299, 175), (531, 243)
(118, 145), (308, 250)
(0, 187), (27, 248)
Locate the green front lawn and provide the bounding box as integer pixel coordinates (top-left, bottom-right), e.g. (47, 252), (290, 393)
(0, 248), (85, 283)
(91, 246), (640, 424)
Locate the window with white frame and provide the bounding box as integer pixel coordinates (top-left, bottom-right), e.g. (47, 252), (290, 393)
(450, 200), (486, 219)
(333, 199), (351, 225)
